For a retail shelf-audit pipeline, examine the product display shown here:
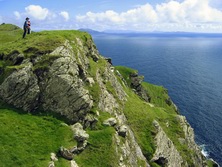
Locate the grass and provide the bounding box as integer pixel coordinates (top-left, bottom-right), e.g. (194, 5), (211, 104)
(0, 24), (22, 43)
(115, 66), (137, 86)
(0, 24), (91, 58)
(142, 82), (177, 114)
(0, 106), (76, 167)
(75, 127), (118, 167)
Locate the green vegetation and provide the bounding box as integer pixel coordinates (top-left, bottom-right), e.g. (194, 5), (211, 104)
(0, 26), (91, 58)
(75, 127), (118, 167)
(142, 82), (177, 114)
(0, 24), (22, 43)
(0, 106), (76, 167)
(115, 66), (137, 86)
(0, 23), (92, 85)
(115, 66), (196, 166)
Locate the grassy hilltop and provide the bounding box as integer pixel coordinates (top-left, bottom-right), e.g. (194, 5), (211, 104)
(0, 24), (214, 167)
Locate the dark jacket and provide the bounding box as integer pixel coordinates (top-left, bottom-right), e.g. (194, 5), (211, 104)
(23, 20), (31, 29)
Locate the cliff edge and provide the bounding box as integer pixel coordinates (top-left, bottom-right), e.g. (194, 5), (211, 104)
(0, 24), (217, 167)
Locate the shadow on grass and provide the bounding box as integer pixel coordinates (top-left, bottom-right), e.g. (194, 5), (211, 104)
(0, 100), (72, 124)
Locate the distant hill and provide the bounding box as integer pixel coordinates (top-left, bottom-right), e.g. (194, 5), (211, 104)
(78, 28), (103, 35)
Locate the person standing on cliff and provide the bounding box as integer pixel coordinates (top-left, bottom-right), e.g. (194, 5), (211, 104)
(23, 17), (31, 38)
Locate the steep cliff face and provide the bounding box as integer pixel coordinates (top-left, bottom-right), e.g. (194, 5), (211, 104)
(0, 24), (215, 167)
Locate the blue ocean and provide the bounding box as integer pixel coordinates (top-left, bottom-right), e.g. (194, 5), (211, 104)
(92, 33), (222, 165)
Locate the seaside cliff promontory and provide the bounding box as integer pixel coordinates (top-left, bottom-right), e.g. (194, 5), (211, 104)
(0, 24), (218, 167)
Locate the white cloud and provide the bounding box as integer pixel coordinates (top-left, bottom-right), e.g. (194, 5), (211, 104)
(14, 11), (21, 20)
(12, 5), (69, 30)
(25, 5), (49, 20)
(76, 0), (222, 32)
(60, 11), (69, 21)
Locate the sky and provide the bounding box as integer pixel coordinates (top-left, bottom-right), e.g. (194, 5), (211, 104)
(1, 0), (222, 32)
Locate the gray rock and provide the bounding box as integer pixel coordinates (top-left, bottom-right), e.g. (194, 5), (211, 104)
(103, 117), (117, 126)
(50, 152), (58, 161)
(97, 64), (126, 115)
(41, 41), (93, 123)
(177, 115), (206, 166)
(152, 120), (185, 167)
(60, 146), (73, 160)
(71, 160), (79, 167)
(114, 126), (150, 167)
(71, 123), (89, 142)
(83, 114), (98, 128)
(70, 146), (78, 154)
(48, 161), (55, 167)
(118, 125), (128, 137)
(129, 72), (151, 102)
(0, 62), (40, 112)
(85, 77), (95, 86)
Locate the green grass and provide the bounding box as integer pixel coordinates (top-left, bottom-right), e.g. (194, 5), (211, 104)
(115, 66), (137, 86)
(0, 24), (22, 43)
(0, 107), (76, 167)
(0, 24), (91, 58)
(142, 82), (177, 114)
(75, 127), (118, 167)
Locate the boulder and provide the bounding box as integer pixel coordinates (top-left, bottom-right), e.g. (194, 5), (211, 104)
(50, 152), (58, 161)
(103, 118), (117, 126)
(118, 125), (128, 137)
(71, 160), (79, 167)
(71, 123), (89, 142)
(86, 77), (95, 86)
(60, 146), (73, 160)
(48, 161), (55, 167)
(83, 114), (98, 128)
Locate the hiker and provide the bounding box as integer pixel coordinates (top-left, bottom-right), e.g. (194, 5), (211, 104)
(23, 17), (31, 38)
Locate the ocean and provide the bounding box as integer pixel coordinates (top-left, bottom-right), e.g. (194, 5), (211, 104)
(92, 33), (222, 165)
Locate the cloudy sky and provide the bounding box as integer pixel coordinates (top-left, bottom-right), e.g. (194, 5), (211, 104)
(1, 0), (222, 32)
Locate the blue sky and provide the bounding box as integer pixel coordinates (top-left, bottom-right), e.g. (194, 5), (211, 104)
(1, 0), (222, 32)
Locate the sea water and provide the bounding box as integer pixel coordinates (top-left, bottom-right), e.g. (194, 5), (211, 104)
(92, 34), (222, 165)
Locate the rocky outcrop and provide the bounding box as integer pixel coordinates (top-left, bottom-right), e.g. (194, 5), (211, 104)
(70, 123), (89, 153)
(0, 40), (94, 123)
(71, 123), (89, 142)
(114, 126), (150, 167)
(152, 120), (185, 167)
(130, 72), (151, 102)
(177, 115), (205, 167)
(41, 40), (93, 123)
(0, 62), (40, 111)
(103, 117), (117, 126)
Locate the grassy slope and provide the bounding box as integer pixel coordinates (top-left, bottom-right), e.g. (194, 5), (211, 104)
(0, 24), (91, 57)
(0, 105), (76, 167)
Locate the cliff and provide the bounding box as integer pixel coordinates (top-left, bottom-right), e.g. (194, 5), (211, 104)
(0, 24), (217, 167)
